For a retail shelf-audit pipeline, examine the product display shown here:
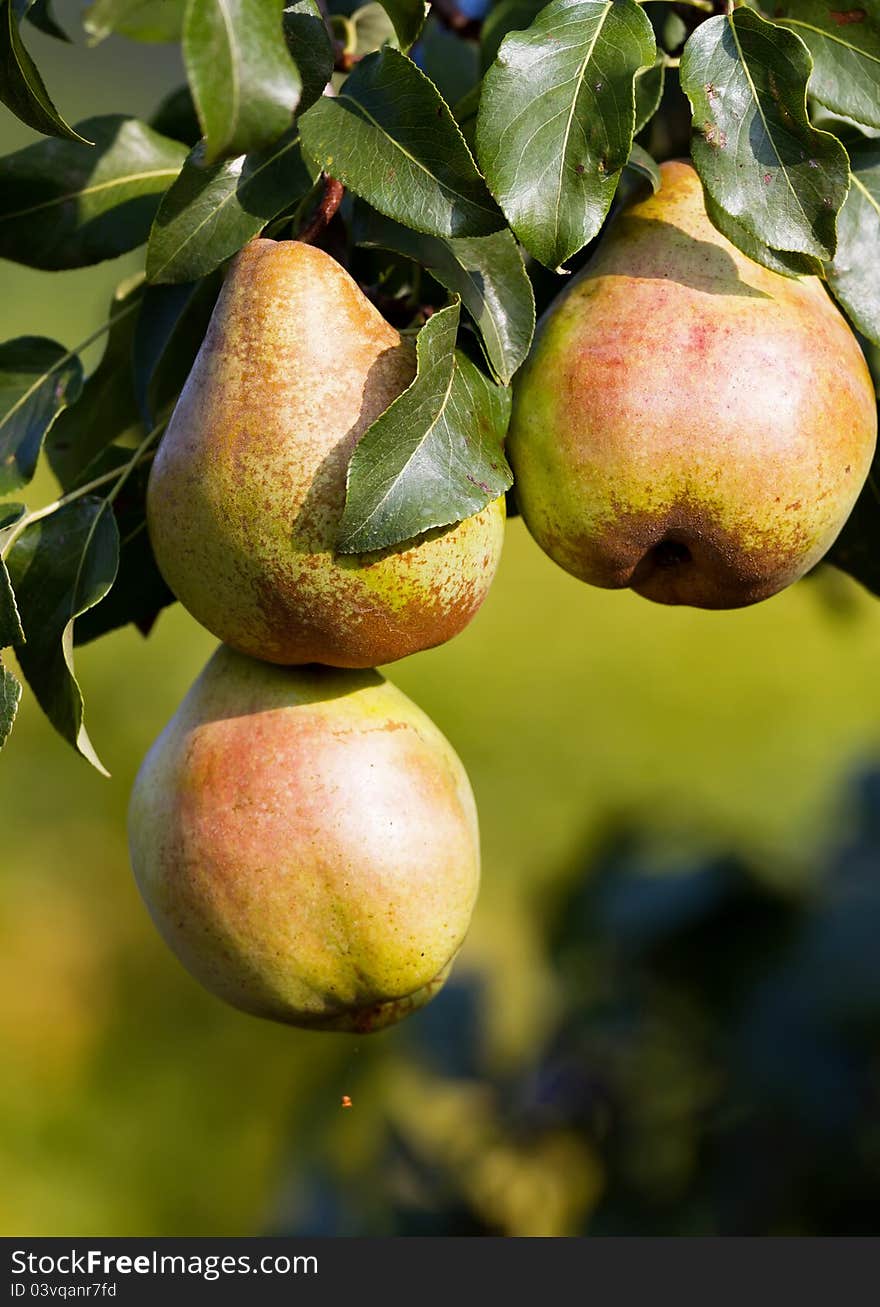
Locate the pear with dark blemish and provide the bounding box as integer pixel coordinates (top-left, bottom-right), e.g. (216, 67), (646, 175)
(507, 160), (877, 608)
(147, 239), (504, 665)
(128, 646), (480, 1032)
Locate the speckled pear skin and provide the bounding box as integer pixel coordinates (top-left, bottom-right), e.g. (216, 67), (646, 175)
(147, 239), (505, 666)
(127, 647), (480, 1033)
(507, 160), (877, 609)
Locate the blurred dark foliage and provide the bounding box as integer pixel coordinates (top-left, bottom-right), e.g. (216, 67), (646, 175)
(273, 765), (880, 1236)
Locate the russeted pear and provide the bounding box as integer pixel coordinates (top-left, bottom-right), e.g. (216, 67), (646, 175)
(508, 160), (877, 608)
(146, 239), (504, 666)
(128, 647), (480, 1033)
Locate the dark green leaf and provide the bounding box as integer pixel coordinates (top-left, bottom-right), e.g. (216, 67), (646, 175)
(418, 14), (479, 106)
(6, 498), (119, 773)
(283, 0), (334, 111)
(0, 337), (83, 494)
(680, 8), (850, 260)
(46, 279), (145, 490)
(0, 503), (25, 648)
(74, 462), (174, 644)
(635, 58), (664, 135)
(453, 82), (480, 150)
(132, 275), (218, 422)
(355, 205), (534, 382)
(352, 2), (398, 55)
(475, 0), (657, 269)
(826, 146), (880, 344)
(83, 0), (186, 43)
(183, 0), (301, 164)
(150, 84), (201, 147)
(146, 129), (315, 283)
(378, 0), (424, 49)
(626, 142), (661, 192)
(828, 463), (880, 596)
(337, 302), (512, 553)
(704, 189), (824, 277)
(299, 47), (503, 239)
(0, 0), (89, 142)
(480, 0), (544, 72)
(0, 660), (21, 750)
(0, 115), (187, 270)
(773, 0), (880, 131)
(25, 0), (69, 41)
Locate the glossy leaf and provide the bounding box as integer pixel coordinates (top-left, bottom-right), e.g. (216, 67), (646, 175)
(146, 129), (315, 283)
(149, 85), (201, 147)
(378, 0), (425, 49)
(132, 275), (219, 423)
(0, 337), (83, 494)
(475, 0), (657, 269)
(0, 0), (89, 142)
(25, 0), (69, 41)
(299, 48), (503, 239)
(183, 0), (301, 164)
(626, 143), (661, 192)
(480, 0), (544, 71)
(826, 146), (880, 344)
(0, 503), (25, 648)
(0, 115), (187, 270)
(337, 302), (512, 553)
(635, 58), (664, 135)
(680, 8), (850, 260)
(283, 0), (334, 111)
(6, 499), (119, 773)
(83, 0), (186, 42)
(0, 660), (20, 750)
(355, 205), (535, 382)
(704, 190), (823, 277)
(773, 0), (880, 131)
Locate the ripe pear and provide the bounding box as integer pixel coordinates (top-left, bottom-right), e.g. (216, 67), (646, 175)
(128, 646), (480, 1033)
(147, 239), (505, 665)
(507, 160), (877, 608)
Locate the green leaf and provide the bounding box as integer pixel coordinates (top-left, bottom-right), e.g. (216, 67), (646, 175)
(626, 142), (661, 192)
(299, 47), (503, 239)
(150, 85), (201, 146)
(475, 0), (657, 270)
(826, 145), (880, 344)
(635, 58), (664, 135)
(45, 279), (145, 491)
(0, 659), (21, 751)
(283, 1), (334, 112)
(83, 0), (187, 42)
(0, 337), (83, 494)
(0, 115), (187, 270)
(355, 205), (534, 383)
(133, 275), (219, 423)
(0, 0), (89, 142)
(773, 0), (880, 131)
(418, 14), (479, 107)
(6, 498), (119, 774)
(704, 188), (823, 277)
(828, 464), (880, 596)
(146, 128), (315, 283)
(337, 302), (513, 553)
(377, 0), (424, 49)
(351, 2), (398, 55)
(0, 503), (25, 648)
(25, 0), (70, 41)
(480, 0), (544, 72)
(183, 0), (301, 164)
(680, 8), (850, 261)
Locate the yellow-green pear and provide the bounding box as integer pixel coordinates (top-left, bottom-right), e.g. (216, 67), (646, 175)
(147, 239), (504, 665)
(128, 647), (480, 1033)
(508, 161), (877, 608)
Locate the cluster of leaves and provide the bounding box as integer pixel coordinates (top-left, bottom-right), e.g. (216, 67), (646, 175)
(0, 0), (878, 770)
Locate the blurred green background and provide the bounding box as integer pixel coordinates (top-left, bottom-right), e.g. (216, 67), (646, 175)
(4, 8), (880, 1237)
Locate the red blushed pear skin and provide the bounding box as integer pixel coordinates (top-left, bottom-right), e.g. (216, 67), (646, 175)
(507, 160), (878, 609)
(127, 647), (480, 1033)
(146, 238), (505, 667)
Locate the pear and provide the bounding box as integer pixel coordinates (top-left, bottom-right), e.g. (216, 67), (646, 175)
(147, 239), (505, 665)
(507, 161), (877, 608)
(128, 646), (480, 1032)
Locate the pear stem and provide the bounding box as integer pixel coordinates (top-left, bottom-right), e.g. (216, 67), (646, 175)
(297, 175), (345, 245)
